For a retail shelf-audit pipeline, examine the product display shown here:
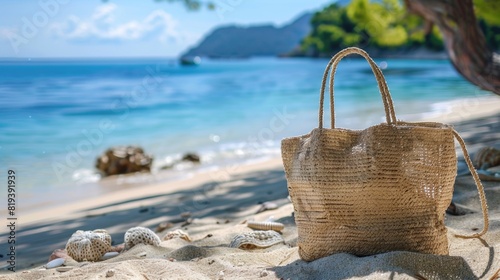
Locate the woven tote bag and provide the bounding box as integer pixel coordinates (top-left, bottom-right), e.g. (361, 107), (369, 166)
(281, 47), (489, 261)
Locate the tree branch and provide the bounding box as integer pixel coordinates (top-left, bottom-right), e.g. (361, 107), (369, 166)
(404, 0), (500, 95)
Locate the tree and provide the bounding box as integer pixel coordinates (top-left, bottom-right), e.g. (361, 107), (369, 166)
(346, 0), (409, 47)
(301, 1), (421, 54)
(404, 0), (500, 95)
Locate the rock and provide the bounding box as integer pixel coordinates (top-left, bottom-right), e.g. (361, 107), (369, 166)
(181, 153), (201, 163)
(473, 146), (500, 170)
(96, 146), (153, 177)
(160, 164), (174, 170)
(160, 152), (201, 170)
(446, 202), (468, 216)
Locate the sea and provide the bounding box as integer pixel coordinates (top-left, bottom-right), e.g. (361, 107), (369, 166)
(0, 57), (492, 212)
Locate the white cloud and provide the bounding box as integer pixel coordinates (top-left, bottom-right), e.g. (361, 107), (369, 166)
(50, 4), (180, 42)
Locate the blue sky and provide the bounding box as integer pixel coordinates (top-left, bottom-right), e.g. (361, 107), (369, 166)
(0, 0), (332, 58)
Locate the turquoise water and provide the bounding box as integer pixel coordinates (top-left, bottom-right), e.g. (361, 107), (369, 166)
(0, 57), (489, 207)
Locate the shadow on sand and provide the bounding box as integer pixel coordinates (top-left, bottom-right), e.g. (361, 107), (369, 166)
(0, 169), (289, 270)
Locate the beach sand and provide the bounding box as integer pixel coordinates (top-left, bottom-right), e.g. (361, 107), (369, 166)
(1, 99), (500, 279)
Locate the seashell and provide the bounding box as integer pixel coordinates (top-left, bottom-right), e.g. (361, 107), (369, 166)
(256, 202), (278, 214)
(229, 230), (284, 249)
(124, 227), (161, 249)
(247, 221), (285, 232)
(46, 258), (65, 269)
(48, 249), (69, 262)
(101, 252), (119, 260)
(473, 147), (500, 170)
(65, 229), (112, 262)
(163, 229), (192, 242)
(56, 267), (74, 272)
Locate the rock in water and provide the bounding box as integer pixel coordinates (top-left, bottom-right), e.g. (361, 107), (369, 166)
(181, 153), (201, 163)
(96, 146), (153, 177)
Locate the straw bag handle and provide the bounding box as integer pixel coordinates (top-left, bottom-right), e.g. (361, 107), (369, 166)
(319, 47), (397, 129)
(319, 48), (489, 238)
(453, 130), (489, 238)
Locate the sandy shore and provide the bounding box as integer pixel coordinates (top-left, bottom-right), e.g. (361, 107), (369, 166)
(1, 97), (500, 279)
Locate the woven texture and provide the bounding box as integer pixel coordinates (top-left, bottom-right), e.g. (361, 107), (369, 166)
(281, 47), (489, 261)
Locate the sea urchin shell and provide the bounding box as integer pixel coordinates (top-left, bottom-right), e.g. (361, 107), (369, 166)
(124, 227), (161, 249)
(65, 229), (112, 262)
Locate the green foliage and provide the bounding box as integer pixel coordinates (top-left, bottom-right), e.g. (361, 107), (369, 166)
(479, 19), (500, 50)
(475, 0), (500, 50)
(303, 3), (366, 53)
(302, 0), (500, 55)
(302, 0), (427, 54)
(474, 0), (500, 26)
(424, 26), (445, 51)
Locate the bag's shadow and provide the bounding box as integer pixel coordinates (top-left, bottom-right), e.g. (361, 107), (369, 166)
(271, 251), (479, 280)
(478, 238), (496, 279)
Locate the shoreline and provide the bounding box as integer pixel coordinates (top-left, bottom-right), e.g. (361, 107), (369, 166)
(3, 157), (284, 231)
(286, 47), (449, 60)
(4, 94), (500, 228)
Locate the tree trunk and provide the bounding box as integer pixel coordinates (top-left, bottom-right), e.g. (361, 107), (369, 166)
(404, 0), (500, 95)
